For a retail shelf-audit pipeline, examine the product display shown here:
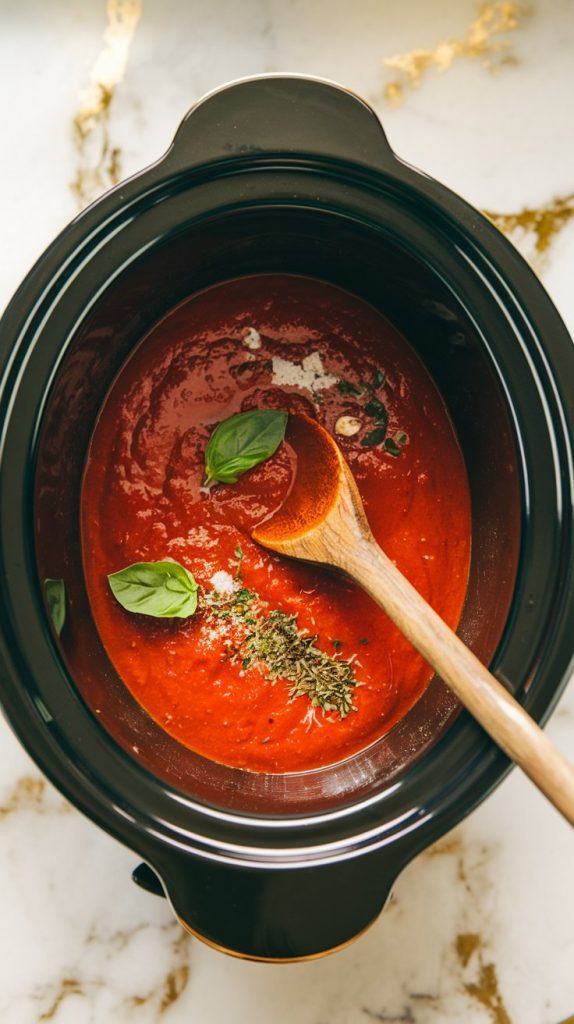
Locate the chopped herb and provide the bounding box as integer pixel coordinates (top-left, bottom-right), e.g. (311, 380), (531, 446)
(234, 360), (261, 375)
(336, 378), (362, 397)
(200, 574), (363, 717)
(364, 397), (388, 428)
(233, 543), (245, 580)
(243, 610), (358, 717)
(359, 638), (369, 645)
(384, 438), (402, 457)
(372, 369), (386, 390)
(331, 639), (342, 650)
(361, 426), (388, 447)
(202, 587), (358, 717)
(44, 578), (66, 636)
(394, 430), (410, 446)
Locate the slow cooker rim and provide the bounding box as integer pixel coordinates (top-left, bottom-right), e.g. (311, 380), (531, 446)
(1, 149), (573, 866)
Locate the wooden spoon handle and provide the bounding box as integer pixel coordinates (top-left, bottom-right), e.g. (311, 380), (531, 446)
(341, 535), (574, 826)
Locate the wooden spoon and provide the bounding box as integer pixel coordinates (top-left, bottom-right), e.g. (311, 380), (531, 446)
(252, 414), (574, 826)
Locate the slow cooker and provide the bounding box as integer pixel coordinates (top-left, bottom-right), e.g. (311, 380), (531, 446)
(0, 75), (572, 960)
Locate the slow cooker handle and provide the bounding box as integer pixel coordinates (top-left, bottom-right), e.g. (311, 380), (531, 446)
(162, 75), (397, 175)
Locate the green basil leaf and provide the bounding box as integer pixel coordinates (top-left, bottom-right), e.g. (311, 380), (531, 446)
(384, 438), (402, 457)
(361, 426), (387, 447)
(108, 561), (198, 618)
(372, 369), (386, 390)
(336, 378), (363, 397)
(364, 397), (389, 429)
(44, 579), (66, 636)
(204, 409), (287, 485)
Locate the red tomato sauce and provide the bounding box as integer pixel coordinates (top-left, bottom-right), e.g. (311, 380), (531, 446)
(81, 275), (471, 773)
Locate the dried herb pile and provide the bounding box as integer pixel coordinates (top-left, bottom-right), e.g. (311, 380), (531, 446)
(202, 586), (358, 718)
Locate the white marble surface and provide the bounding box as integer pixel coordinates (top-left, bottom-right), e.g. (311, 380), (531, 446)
(1, 1), (574, 1021)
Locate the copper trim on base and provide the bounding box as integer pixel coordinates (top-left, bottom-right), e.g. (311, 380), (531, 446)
(175, 913), (378, 963)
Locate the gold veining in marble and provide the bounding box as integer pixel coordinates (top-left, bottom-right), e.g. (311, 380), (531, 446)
(71, 0), (141, 208)
(362, 832), (514, 1021)
(422, 835), (463, 858)
(425, 833), (513, 1021)
(484, 193), (574, 263)
(456, 931), (481, 967)
(456, 933), (512, 1024)
(125, 927), (191, 1012)
(0, 775), (71, 818)
(383, 2), (523, 105)
(363, 1008), (415, 1022)
(159, 965), (190, 1013)
(86, 921), (147, 951)
(39, 978), (84, 1021)
(423, 833), (470, 884)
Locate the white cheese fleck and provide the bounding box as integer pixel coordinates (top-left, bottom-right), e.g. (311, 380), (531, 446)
(335, 415), (362, 437)
(209, 570), (236, 595)
(243, 327), (262, 349)
(302, 706), (323, 730)
(271, 351), (338, 393)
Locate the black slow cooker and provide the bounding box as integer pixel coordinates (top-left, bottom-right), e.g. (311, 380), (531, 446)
(0, 76), (572, 961)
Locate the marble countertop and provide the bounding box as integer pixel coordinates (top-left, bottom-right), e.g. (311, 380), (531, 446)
(1, 1), (573, 1021)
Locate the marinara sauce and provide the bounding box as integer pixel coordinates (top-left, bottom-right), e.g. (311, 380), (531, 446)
(81, 275), (471, 773)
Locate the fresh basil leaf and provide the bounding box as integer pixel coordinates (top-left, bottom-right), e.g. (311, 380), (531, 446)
(108, 561), (198, 618)
(372, 369), (386, 390)
(364, 397), (388, 429)
(384, 438), (402, 457)
(361, 426), (387, 447)
(204, 409), (287, 485)
(44, 579), (66, 636)
(336, 378), (363, 397)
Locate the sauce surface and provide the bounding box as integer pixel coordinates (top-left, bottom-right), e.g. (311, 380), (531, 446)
(81, 275), (471, 773)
